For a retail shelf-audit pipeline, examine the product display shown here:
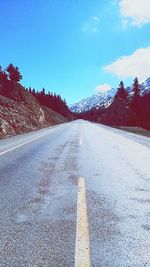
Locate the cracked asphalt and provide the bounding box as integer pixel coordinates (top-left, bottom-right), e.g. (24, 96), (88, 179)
(0, 120), (150, 267)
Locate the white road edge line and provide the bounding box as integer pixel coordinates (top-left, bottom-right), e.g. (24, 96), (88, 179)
(75, 177), (91, 267)
(0, 122), (66, 156)
(0, 135), (46, 156)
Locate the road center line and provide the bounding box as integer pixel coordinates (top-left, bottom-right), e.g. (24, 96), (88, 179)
(75, 177), (91, 267)
(79, 137), (82, 145)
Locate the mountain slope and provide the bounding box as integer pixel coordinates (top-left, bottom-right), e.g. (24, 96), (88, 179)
(70, 88), (117, 113)
(98, 98), (137, 126)
(0, 80), (67, 139)
(70, 78), (150, 113)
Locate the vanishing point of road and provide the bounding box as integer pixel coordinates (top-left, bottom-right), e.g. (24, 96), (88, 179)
(0, 120), (150, 267)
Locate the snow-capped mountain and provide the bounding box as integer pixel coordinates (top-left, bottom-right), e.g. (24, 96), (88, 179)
(70, 87), (117, 113)
(141, 77), (150, 93)
(70, 78), (150, 113)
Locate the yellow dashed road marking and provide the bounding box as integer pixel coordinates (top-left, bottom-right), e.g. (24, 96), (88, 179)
(75, 177), (91, 267)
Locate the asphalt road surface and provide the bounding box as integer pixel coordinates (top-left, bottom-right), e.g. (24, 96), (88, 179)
(0, 120), (150, 267)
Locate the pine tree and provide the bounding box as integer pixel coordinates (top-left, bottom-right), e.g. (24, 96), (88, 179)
(133, 77), (140, 97)
(115, 81), (128, 99)
(28, 87), (32, 93)
(6, 63), (22, 82)
(0, 66), (8, 82)
(130, 77), (142, 124)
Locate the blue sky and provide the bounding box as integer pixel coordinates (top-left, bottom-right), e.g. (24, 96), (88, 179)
(0, 0), (150, 104)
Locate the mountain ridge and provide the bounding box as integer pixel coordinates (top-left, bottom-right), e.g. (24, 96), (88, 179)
(70, 78), (150, 113)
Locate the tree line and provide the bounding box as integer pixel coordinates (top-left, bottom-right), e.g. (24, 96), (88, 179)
(114, 78), (150, 129)
(0, 64), (149, 127)
(78, 77), (150, 130)
(0, 64), (72, 118)
(27, 87), (72, 118)
(0, 64), (22, 83)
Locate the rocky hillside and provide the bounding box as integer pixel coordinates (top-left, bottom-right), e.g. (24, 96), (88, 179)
(0, 80), (67, 139)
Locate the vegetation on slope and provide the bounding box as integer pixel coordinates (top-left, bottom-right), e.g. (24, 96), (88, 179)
(0, 64), (70, 138)
(78, 79), (150, 130)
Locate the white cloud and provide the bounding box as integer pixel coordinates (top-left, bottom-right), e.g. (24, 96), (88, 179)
(96, 84), (111, 92)
(104, 46), (150, 81)
(119, 0), (150, 27)
(82, 16), (100, 33)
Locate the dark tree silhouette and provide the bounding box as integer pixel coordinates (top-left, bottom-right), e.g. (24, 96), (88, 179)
(130, 77), (150, 128)
(1, 63), (149, 129)
(131, 77), (141, 114)
(27, 87), (72, 118)
(0, 63), (71, 119)
(6, 64), (22, 82)
(0, 66), (8, 82)
(133, 77), (140, 97)
(115, 81), (128, 99)
(140, 92), (150, 129)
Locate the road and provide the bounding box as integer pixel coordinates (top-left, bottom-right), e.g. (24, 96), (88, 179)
(0, 120), (150, 267)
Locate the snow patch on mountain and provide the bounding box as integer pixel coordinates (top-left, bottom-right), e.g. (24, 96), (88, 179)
(70, 88), (117, 113)
(70, 78), (150, 113)
(141, 77), (150, 93)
